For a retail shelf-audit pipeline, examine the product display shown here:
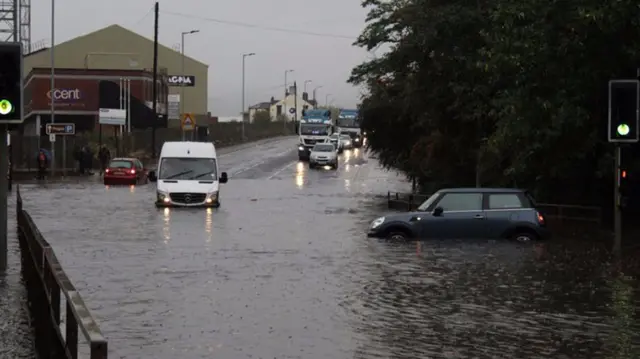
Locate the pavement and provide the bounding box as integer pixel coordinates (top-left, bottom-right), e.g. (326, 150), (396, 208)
(6, 137), (640, 358)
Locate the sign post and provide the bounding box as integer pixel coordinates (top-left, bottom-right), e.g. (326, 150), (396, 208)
(46, 123), (75, 177)
(608, 79), (640, 255)
(0, 42), (23, 272)
(181, 113), (196, 141)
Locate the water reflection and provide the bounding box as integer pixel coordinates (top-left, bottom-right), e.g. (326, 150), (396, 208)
(129, 185), (135, 193)
(345, 164), (351, 172)
(204, 208), (213, 242)
(344, 150), (351, 161)
(344, 179), (350, 191)
(162, 208), (170, 243)
(295, 162), (304, 189)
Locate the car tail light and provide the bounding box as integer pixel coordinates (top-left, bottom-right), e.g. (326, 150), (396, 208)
(536, 211), (545, 225)
(130, 169), (136, 174)
(105, 168), (109, 173)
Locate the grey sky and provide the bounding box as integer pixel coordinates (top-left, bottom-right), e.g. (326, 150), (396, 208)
(31, 0), (371, 116)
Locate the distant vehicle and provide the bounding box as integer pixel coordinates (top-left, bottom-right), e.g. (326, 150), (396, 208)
(148, 141), (228, 208)
(339, 134), (353, 149)
(103, 157), (148, 185)
(328, 133), (343, 153)
(368, 188), (550, 242)
(298, 108), (334, 161)
(337, 109), (362, 148)
(309, 143), (338, 169)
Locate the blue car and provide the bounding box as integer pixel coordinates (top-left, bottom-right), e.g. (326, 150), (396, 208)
(368, 188), (550, 242)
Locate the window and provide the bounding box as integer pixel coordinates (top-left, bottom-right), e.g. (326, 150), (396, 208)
(435, 193), (482, 211)
(109, 160), (133, 169)
(159, 158), (217, 180)
(312, 144), (334, 152)
(488, 194), (523, 209)
(276, 105), (282, 115)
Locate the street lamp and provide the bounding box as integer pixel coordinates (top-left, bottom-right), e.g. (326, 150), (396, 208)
(304, 80), (312, 93)
(312, 85), (323, 104)
(241, 52), (256, 140)
(180, 29), (199, 119)
(325, 94), (331, 107)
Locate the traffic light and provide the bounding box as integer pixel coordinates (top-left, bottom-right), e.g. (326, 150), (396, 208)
(608, 80), (639, 143)
(0, 42), (22, 124)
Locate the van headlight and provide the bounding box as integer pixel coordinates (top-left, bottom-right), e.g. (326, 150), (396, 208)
(370, 217), (385, 229)
(298, 146), (304, 151)
(206, 191), (218, 203)
(157, 191), (170, 203)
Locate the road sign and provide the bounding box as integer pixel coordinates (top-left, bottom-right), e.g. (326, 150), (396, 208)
(289, 107), (296, 114)
(608, 80), (639, 143)
(181, 113), (196, 131)
(49, 134), (55, 142)
(45, 123), (75, 135)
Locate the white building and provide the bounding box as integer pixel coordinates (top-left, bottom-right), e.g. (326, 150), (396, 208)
(248, 92), (317, 122)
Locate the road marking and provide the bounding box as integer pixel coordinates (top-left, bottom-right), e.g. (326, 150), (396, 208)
(266, 161), (297, 180)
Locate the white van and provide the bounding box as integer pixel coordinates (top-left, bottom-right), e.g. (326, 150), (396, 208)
(148, 141), (228, 207)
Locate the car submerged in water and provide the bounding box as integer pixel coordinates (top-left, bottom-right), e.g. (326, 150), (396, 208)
(368, 188), (550, 242)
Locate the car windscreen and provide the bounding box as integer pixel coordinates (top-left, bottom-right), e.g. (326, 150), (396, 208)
(417, 193), (440, 211)
(109, 160), (132, 168)
(340, 135), (351, 140)
(313, 144), (334, 152)
(159, 158), (217, 180)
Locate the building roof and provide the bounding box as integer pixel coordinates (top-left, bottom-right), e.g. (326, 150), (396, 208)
(249, 102), (272, 110)
(25, 24), (207, 67)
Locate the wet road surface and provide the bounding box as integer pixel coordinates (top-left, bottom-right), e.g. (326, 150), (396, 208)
(16, 137), (640, 358)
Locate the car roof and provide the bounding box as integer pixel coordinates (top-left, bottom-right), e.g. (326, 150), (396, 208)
(437, 187), (525, 194)
(160, 141), (217, 158)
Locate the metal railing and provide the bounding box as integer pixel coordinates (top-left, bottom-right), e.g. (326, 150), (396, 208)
(387, 191), (602, 226)
(16, 185), (108, 359)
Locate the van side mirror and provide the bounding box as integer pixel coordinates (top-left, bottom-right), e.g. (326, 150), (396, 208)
(220, 172), (228, 183)
(148, 170), (157, 182)
(433, 206), (443, 216)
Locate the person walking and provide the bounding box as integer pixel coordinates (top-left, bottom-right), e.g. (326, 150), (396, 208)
(98, 146), (111, 174)
(36, 149), (48, 180)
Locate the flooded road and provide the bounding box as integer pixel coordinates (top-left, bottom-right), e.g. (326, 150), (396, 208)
(16, 137), (640, 358)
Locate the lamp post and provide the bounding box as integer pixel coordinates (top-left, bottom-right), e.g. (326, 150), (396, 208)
(283, 69), (294, 122)
(241, 52), (255, 140)
(313, 85), (322, 104)
(304, 80), (312, 93)
(180, 30), (199, 119)
(325, 94), (331, 107)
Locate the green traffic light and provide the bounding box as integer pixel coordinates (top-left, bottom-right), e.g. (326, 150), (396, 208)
(617, 123), (630, 136)
(0, 99), (12, 115)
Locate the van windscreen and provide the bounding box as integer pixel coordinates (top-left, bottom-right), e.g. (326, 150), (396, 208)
(159, 158), (217, 180)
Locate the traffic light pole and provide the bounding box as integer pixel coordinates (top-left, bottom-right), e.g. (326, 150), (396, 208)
(0, 125), (7, 272)
(614, 144), (622, 256)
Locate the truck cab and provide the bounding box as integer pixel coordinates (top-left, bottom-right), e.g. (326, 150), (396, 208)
(298, 109), (334, 160)
(336, 109), (362, 148)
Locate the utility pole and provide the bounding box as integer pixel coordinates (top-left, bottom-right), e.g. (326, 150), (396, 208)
(151, 2), (158, 158)
(50, 0), (55, 177)
(293, 81), (298, 133)
(241, 52), (255, 140)
(313, 86), (322, 105)
(304, 80), (311, 93)
(284, 69), (293, 123)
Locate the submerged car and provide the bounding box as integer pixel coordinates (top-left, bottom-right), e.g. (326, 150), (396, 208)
(368, 188), (550, 242)
(309, 143), (338, 169)
(103, 158), (148, 185)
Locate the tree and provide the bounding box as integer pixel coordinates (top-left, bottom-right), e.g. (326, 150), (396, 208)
(350, 0), (640, 205)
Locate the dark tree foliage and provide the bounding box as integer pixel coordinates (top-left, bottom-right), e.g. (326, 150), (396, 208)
(350, 0), (640, 204)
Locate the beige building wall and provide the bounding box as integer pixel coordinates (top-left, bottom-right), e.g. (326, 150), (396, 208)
(24, 25), (209, 122)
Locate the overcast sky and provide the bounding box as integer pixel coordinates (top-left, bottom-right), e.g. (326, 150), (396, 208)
(31, 0), (373, 116)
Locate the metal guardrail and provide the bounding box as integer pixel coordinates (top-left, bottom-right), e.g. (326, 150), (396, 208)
(16, 185), (108, 359)
(387, 191), (602, 225)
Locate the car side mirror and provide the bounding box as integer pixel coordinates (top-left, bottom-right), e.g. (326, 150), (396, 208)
(148, 170), (157, 182)
(220, 172), (228, 183)
(433, 206), (443, 216)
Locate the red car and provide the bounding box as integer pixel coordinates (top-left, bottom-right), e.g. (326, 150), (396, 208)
(103, 157), (148, 185)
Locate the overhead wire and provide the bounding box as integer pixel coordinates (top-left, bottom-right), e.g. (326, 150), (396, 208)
(161, 11), (358, 40)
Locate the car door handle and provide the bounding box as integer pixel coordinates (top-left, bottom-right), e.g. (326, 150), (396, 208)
(474, 214), (485, 219)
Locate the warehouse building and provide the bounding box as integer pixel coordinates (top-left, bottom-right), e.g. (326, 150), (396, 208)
(23, 24), (209, 134)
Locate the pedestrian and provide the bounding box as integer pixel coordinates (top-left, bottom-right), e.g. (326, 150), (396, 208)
(74, 145), (84, 174)
(98, 146), (110, 174)
(83, 146), (94, 175)
(36, 149), (48, 180)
